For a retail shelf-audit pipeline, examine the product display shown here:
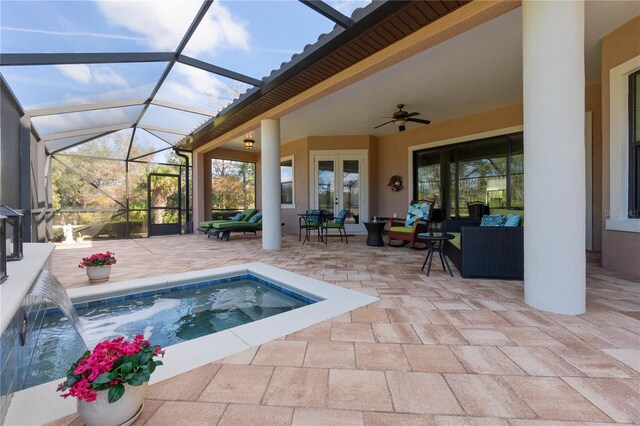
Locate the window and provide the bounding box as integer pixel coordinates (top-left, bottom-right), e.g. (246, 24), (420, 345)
(281, 156), (294, 207)
(630, 71), (640, 218)
(210, 159), (255, 216)
(413, 132), (523, 218)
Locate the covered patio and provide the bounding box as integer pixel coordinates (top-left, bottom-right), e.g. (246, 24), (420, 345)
(1, 0), (640, 424)
(47, 234), (640, 424)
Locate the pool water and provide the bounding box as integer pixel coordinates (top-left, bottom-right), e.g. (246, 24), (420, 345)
(24, 276), (315, 389)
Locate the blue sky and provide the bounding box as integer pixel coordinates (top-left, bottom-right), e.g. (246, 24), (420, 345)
(0, 0), (369, 154)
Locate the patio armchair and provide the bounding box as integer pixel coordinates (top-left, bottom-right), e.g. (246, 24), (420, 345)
(299, 209), (324, 243)
(322, 209), (349, 244)
(387, 199), (435, 248)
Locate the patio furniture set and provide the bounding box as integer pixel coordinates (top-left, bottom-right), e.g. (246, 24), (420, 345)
(196, 201), (523, 281)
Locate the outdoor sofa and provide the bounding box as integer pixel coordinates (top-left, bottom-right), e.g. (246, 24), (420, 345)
(443, 209), (524, 280)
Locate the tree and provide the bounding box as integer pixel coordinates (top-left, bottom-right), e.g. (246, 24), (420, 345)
(210, 159), (255, 210)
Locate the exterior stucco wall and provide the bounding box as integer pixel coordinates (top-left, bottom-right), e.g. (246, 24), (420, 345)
(601, 16), (640, 276)
(375, 103), (524, 218)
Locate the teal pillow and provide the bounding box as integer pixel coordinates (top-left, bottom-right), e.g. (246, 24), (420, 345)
(405, 202), (431, 227)
(480, 214), (505, 227)
(504, 214), (521, 227)
(248, 212), (262, 223)
(231, 213), (245, 221)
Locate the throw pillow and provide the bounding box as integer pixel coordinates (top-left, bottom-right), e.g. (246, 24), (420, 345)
(405, 202), (431, 227)
(480, 214), (505, 227)
(504, 214), (521, 227)
(232, 213), (245, 221)
(248, 212), (262, 223)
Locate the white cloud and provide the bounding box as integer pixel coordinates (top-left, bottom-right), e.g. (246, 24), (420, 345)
(55, 64), (129, 88)
(95, 0), (249, 56)
(56, 64), (92, 84)
(156, 63), (248, 114)
(0, 26), (145, 42)
(326, 0), (370, 17)
(93, 67), (128, 87)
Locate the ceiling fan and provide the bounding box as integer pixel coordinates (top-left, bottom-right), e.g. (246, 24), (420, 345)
(374, 104), (431, 132)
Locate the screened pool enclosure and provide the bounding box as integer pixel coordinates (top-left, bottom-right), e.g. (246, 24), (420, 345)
(0, 0), (369, 241)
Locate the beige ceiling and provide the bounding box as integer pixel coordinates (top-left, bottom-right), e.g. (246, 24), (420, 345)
(220, 1), (640, 152)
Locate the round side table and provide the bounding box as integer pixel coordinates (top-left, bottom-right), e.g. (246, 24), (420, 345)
(418, 232), (454, 277)
(364, 221), (386, 246)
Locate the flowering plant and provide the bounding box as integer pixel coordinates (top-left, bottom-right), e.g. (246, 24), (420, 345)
(78, 251), (117, 269)
(57, 335), (164, 404)
(387, 175), (403, 192)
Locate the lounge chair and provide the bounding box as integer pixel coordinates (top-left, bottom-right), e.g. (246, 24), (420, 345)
(207, 212), (263, 241)
(197, 208), (258, 233)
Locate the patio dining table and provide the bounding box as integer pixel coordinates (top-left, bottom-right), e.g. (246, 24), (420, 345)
(298, 212), (334, 244)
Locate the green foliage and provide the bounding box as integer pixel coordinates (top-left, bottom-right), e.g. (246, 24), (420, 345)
(51, 132), (188, 238)
(211, 159), (255, 210)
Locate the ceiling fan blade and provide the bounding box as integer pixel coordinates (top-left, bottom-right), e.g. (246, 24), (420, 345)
(399, 125), (406, 132)
(405, 112), (420, 118)
(406, 118), (431, 125)
(374, 120), (394, 129)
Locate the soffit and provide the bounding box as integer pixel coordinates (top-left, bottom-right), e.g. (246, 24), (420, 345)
(182, 0), (469, 151)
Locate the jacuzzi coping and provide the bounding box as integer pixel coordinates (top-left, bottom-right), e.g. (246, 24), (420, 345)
(0, 243), (55, 335)
(5, 262), (378, 425)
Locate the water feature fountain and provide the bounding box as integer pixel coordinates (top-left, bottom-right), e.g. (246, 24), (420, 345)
(29, 269), (88, 349)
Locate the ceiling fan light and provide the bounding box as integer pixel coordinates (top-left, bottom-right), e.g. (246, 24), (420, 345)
(395, 119), (407, 127)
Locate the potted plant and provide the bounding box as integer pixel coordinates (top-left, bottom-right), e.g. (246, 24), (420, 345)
(79, 251), (117, 283)
(57, 335), (164, 426)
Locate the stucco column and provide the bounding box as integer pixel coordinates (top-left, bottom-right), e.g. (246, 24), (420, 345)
(261, 119), (282, 249)
(192, 151), (207, 229)
(523, 0), (586, 314)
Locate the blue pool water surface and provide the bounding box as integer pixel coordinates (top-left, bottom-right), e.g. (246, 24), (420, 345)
(25, 274), (315, 389)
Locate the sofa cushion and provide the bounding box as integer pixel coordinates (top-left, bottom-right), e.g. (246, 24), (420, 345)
(449, 232), (461, 249)
(390, 226), (412, 234)
(405, 202), (431, 227)
(504, 213), (521, 227)
(491, 209), (524, 226)
(480, 214), (506, 227)
(231, 213), (245, 221)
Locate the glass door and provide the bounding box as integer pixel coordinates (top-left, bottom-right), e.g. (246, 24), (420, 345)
(312, 151), (367, 234)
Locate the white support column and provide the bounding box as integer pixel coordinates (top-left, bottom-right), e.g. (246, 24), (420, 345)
(261, 119), (282, 250)
(192, 151), (206, 229)
(523, 0), (586, 314)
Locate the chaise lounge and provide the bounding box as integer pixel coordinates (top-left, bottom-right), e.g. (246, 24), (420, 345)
(197, 208), (258, 233)
(207, 212), (263, 241)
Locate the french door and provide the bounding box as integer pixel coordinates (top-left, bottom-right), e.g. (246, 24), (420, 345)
(310, 151), (368, 234)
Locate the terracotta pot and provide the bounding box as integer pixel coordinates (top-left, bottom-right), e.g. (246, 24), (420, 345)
(76, 382), (147, 426)
(86, 265), (111, 283)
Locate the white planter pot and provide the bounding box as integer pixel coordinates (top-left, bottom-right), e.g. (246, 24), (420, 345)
(77, 382), (147, 426)
(86, 265), (111, 283)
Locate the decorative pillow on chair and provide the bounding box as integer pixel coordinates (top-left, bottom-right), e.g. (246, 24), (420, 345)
(248, 212), (262, 223)
(480, 214), (505, 227)
(504, 214), (521, 227)
(231, 213), (245, 221)
(405, 203), (431, 227)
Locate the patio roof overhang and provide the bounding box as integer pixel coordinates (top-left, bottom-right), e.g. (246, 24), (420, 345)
(181, 0), (469, 152)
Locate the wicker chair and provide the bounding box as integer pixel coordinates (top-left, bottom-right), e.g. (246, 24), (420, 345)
(387, 199), (435, 248)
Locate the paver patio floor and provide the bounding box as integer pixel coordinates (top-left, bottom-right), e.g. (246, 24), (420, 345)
(49, 234), (640, 425)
